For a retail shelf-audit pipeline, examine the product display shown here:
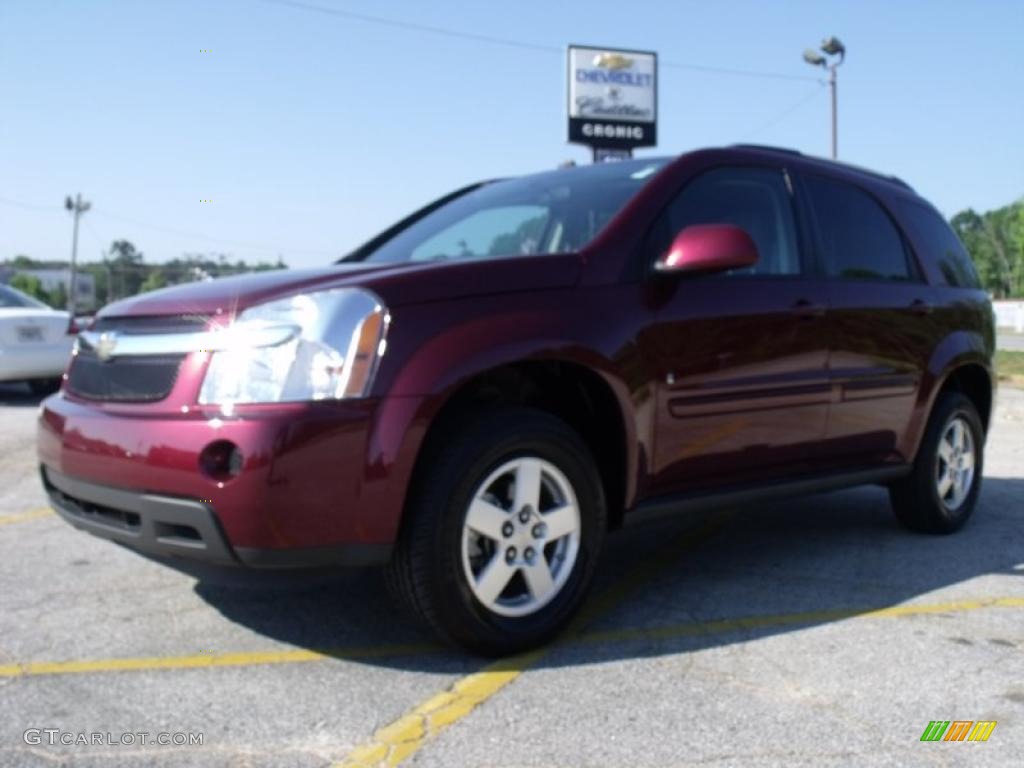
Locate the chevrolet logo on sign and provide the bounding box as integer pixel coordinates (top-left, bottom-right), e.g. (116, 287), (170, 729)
(593, 53), (634, 70)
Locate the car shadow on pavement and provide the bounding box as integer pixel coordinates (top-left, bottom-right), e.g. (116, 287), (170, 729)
(0, 382), (48, 407)
(192, 475), (1024, 670)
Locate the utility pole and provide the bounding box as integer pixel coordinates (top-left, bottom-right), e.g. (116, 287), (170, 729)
(803, 37), (846, 159)
(101, 248), (114, 303)
(64, 194), (91, 316)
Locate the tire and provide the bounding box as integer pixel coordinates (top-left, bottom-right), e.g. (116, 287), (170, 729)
(386, 407), (606, 656)
(28, 378), (61, 396)
(889, 392), (984, 534)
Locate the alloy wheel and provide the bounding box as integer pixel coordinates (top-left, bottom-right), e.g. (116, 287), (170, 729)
(460, 457), (581, 618)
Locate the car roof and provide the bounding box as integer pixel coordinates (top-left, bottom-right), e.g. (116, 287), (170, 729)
(722, 144), (915, 194)
(523, 146), (913, 198)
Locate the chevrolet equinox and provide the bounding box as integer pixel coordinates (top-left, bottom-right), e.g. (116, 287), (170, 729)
(38, 146), (995, 655)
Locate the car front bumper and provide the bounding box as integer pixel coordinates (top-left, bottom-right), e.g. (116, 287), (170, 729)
(36, 392), (425, 568)
(41, 467), (390, 567)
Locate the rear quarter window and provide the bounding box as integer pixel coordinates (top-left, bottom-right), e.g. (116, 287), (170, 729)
(897, 200), (981, 289)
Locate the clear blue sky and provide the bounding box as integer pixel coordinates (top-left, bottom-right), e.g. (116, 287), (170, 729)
(2, 0), (1021, 269)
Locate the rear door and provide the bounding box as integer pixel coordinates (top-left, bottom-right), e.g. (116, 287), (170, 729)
(798, 173), (937, 467)
(640, 165), (831, 496)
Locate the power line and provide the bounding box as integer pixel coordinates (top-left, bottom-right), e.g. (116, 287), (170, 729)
(0, 196), (59, 214)
(744, 83), (825, 139)
(93, 210), (338, 256)
(663, 60), (818, 83)
(0, 196), (337, 257)
(260, 0), (560, 53)
(258, 0), (817, 83)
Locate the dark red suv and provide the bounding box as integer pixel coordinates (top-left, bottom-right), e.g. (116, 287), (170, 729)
(38, 146), (995, 655)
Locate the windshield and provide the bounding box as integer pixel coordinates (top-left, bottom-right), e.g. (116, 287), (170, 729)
(359, 158), (669, 264)
(0, 284), (49, 309)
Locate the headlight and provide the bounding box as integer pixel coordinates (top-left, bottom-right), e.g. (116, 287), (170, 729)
(198, 288), (388, 406)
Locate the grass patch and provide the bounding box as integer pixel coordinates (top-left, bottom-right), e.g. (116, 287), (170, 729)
(996, 350), (1024, 386)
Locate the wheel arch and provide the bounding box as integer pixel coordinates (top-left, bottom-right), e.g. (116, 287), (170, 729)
(408, 357), (638, 531)
(905, 332), (994, 460)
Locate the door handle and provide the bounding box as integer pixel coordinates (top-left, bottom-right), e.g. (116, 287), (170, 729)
(910, 299), (934, 316)
(790, 299), (826, 319)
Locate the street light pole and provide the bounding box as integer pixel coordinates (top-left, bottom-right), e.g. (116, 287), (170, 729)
(829, 63), (837, 159)
(64, 193), (91, 317)
(803, 36), (845, 159)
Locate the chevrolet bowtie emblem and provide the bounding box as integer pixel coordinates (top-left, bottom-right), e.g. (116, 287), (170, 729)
(93, 332), (118, 362)
(593, 53), (634, 70)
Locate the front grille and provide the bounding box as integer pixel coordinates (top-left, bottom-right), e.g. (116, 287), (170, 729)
(66, 315), (209, 403)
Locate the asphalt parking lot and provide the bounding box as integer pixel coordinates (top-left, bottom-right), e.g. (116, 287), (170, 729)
(2, 382), (1022, 767)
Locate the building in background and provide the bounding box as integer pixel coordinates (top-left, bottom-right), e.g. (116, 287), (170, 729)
(0, 267), (96, 310)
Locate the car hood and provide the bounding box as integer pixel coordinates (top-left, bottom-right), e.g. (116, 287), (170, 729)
(98, 255), (582, 319)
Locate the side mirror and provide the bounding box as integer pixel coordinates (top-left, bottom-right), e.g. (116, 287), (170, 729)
(654, 224), (759, 275)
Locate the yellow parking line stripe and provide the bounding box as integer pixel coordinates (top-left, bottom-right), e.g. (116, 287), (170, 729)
(0, 508), (53, 527)
(332, 509), (736, 768)
(339, 648), (548, 768)
(0, 593), (1019, 684)
(0, 642), (438, 678)
(332, 591), (1024, 767)
(579, 596), (1024, 647)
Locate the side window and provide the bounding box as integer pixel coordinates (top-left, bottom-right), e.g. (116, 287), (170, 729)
(897, 200), (981, 288)
(647, 167), (802, 276)
(804, 175), (912, 281)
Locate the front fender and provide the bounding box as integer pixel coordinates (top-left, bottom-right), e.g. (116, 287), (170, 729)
(373, 296), (642, 514)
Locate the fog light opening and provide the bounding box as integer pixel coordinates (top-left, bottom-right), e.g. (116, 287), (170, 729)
(200, 440), (244, 481)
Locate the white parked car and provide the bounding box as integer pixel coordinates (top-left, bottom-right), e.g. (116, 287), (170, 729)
(0, 284), (76, 394)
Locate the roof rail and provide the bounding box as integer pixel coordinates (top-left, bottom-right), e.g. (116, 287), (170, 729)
(830, 160), (915, 192)
(729, 144), (914, 192)
(730, 144), (804, 156)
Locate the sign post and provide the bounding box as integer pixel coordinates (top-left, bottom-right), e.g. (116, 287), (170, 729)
(567, 45), (657, 161)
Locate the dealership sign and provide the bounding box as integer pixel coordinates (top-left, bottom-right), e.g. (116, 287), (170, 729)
(568, 45), (657, 151)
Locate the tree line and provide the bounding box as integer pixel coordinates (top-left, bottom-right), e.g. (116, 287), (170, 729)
(5, 200), (1024, 309)
(951, 199), (1024, 298)
(4, 240), (287, 309)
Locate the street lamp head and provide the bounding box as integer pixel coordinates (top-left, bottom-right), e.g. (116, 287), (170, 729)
(820, 36), (845, 57)
(803, 48), (826, 67)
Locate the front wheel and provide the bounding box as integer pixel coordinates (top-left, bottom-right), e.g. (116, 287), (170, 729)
(889, 392), (984, 534)
(386, 407), (606, 656)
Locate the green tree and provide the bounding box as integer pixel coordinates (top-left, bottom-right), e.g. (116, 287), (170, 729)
(80, 264), (110, 306)
(108, 240), (145, 297)
(950, 204), (1023, 297)
(9, 273), (49, 303)
(139, 269), (167, 293)
(48, 281), (68, 309)
(1010, 201), (1024, 296)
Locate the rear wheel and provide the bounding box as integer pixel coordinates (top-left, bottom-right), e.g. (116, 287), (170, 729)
(889, 392), (984, 534)
(386, 407), (606, 656)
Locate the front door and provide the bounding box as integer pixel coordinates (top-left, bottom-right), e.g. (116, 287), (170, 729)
(640, 165), (830, 497)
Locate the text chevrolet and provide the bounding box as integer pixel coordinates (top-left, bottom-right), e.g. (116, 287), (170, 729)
(38, 146), (995, 655)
